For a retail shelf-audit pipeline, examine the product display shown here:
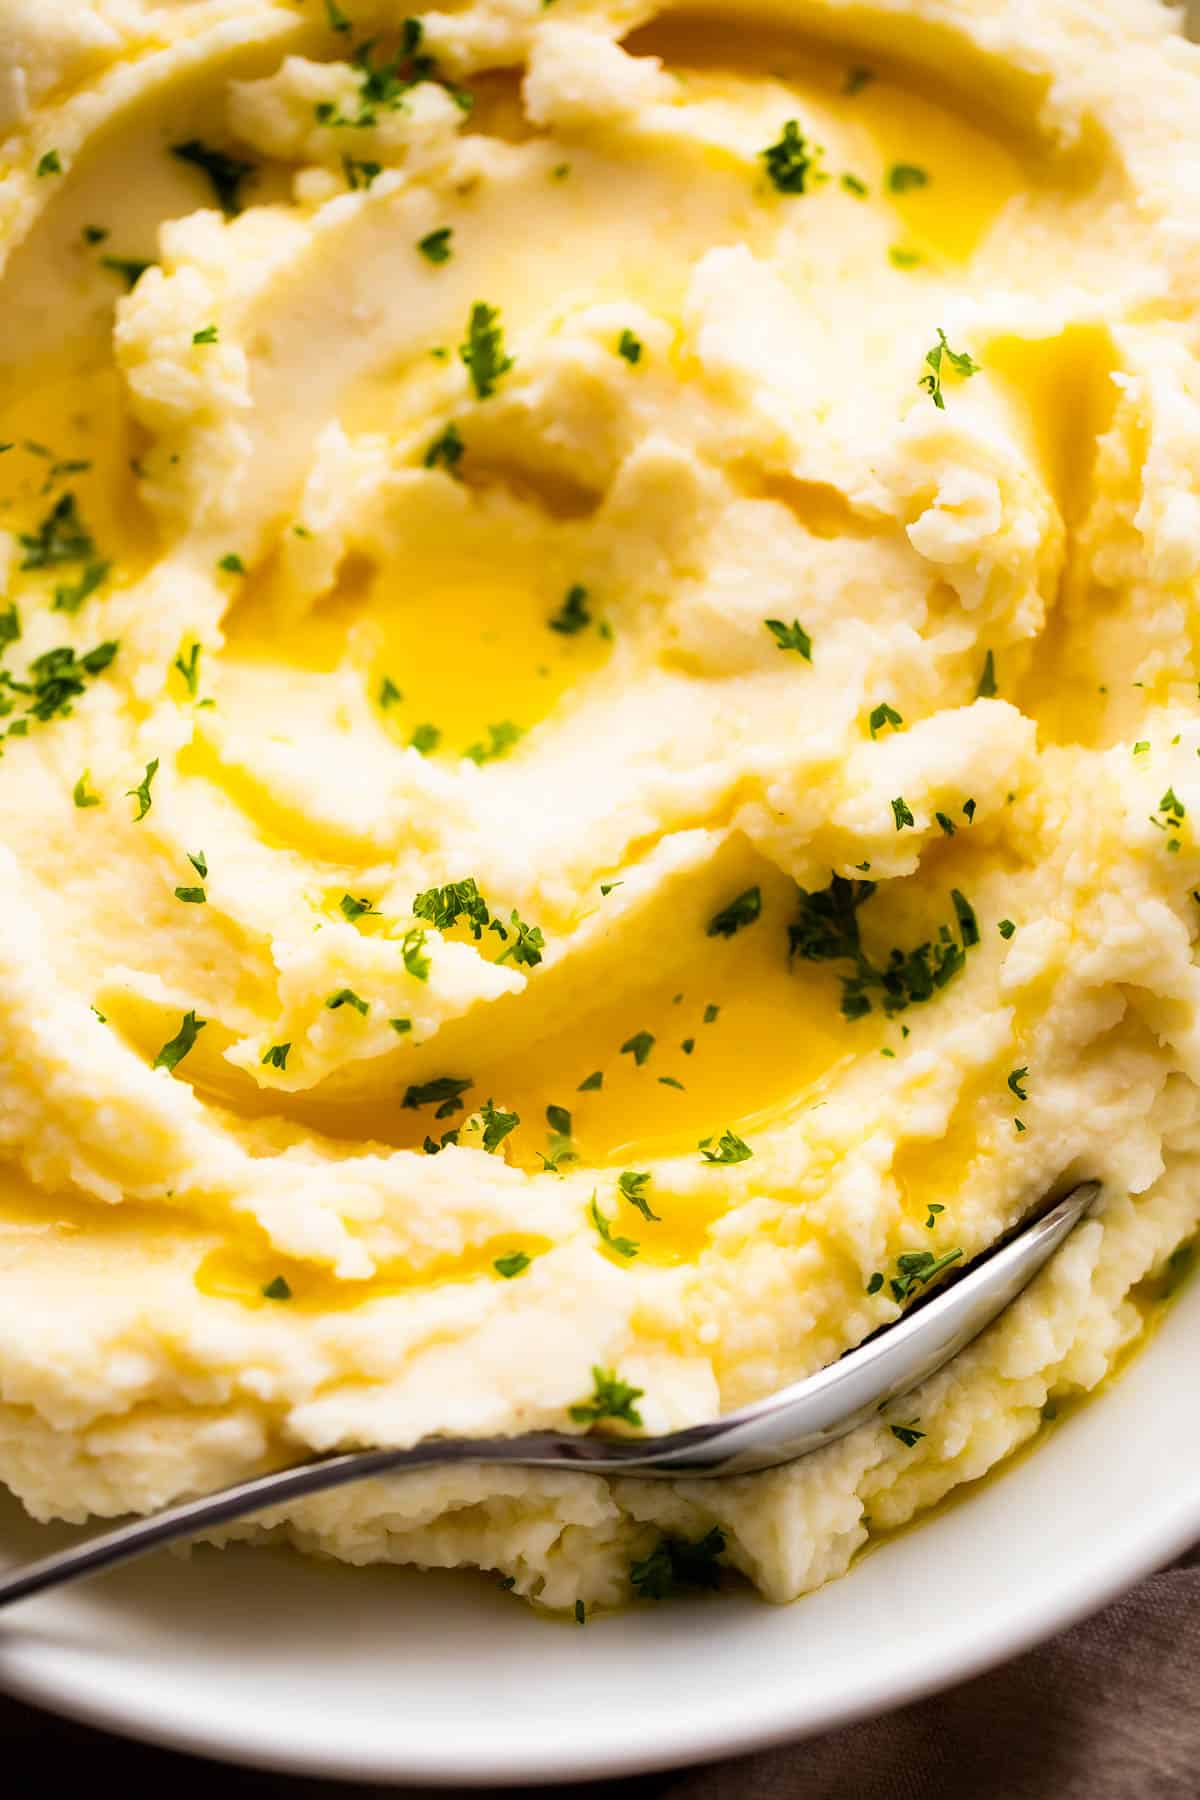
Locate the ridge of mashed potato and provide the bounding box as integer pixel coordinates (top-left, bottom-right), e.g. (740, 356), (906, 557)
(0, 0), (1198, 1612)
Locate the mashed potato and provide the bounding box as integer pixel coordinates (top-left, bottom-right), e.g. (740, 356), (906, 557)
(0, 0), (1198, 1612)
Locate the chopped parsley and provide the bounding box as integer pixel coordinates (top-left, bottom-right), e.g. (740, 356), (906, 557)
(765, 617), (812, 659)
(126, 758), (158, 821)
(707, 886), (762, 938)
(414, 877), (493, 936)
(703, 1003), (720, 1024)
(589, 1194), (638, 1259)
(494, 1251), (531, 1279)
(173, 642), (201, 697)
(631, 1527), (725, 1599)
(762, 120), (820, 194)
(618, 329), (643, 365)
(418, 227), (453, 264)
(935, 812), (956, 837)
(890, 1420), (925, 1448)
(887, 1246), (963, 1302)
(424, 423), (464, 473)
(569, 1366), (644, 1427)
(262, 1275), (292, 1301)
(459, 302), (514, 399)
(218, 553), (245, 575)
(343, 156), (382, 191)
(919, 328), (980, 409)
(494, 911), (545, 967)
(841, 172), (868, 197)
(325, 987), (369, 1014)
(174, 885), (206, 905)
(891, 796), (915, 830)
(339, 893), (376, 921)
(379, 676), (402, 709)
(789, 874), (980, 1020)
(192, 325), (219, 345)
(925, 1202), (944, 1229)
(700, 1128), (752, 1165)
(464, 720), (522, 764)
(888, 164), (928, 193)
(410, 723), (441, 754)
(37, 150), (63, 177)
(390, 1017), (412, 1034)
(171, 140), (256, 215)
(53, 560), (109, 614)
(1007, 1066), (1029, 1101)
(618, 1170), (659, 1222)
(548, 584), (592, 636)
(578, 1070), (603, 1091)
(869, 703), (902, 738)
(262, 1043), (291, 1070)
(1152, 787), (1186, 851)
(20, 493), (96, 570)
(403, 1075), (473, 1117)
(976, 649), (997, 698)
(100, 255), (154, 289)
(73, 770), (100, 808)
(998, 918), (1016, 939)
(3, 639), (117, 725)
(620, 1030), (655, 1066)
(153, 1009), (206, 1073)
(479, 1098), (520, 1153)
(188, 850), (207, 879)
(402, 926), (430, 980)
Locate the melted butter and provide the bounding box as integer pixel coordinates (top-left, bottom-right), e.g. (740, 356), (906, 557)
(629, 15), (1029, 267)
(491, 884), (875, 1173)
(366, 569), (610, 755)
(194, 1233), (553, 1312)
(221, 543), (612, 761)
(0, 350), (156, 586)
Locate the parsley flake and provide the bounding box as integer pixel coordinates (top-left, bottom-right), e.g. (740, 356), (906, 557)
(869, 702), (903, 738)
(459, 302), (513, 399)
(919, 328), (980, 409)
(888, 164), (928, 193)
(631, 1527), (725, 1599)
(479, 1098), (520, 1153)
(424, 423), (464, 473)
(126, 758), (158, 821)
(618, 329), (643, 365)
(620, 1030), (655, 1066)
(570, 1366), (644, 1426)
(171, 140), (256, 216)
(325, 987), (369, 1014)
(765, 617), (812, 659)
(494, 1251), (531, 1279)
(548, 584), (592, 636)
(418, 227), (453, 264)
(262, 1043), (291, 1070)
(618, 1170), (659, 1221)
(762, 120), (820, 194)
(700, 1128), (752, 1165)
(403, 1075), (472, 1117)
(153, 1009), (206, 1072)
(707, 886), (762, 938)
(1007, 1066), (1029, 1101)
(73, 770), (100, 809)
(891, 796), (915, 830)
(589, 1195), (638, 1259)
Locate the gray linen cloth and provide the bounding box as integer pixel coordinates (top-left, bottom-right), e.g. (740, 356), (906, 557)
(0, 1549), (1195, 1795)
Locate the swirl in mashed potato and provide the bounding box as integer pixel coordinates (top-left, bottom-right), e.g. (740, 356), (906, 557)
(0, 0), (1198, 1610)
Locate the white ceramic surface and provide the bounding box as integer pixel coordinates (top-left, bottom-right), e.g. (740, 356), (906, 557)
(0, 1273), (1197, 1786)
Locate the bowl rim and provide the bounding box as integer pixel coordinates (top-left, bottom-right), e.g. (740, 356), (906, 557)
(1, 1280), (1198, 1791)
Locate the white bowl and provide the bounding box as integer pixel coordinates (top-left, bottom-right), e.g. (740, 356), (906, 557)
(1, 1272), (1197, 1785)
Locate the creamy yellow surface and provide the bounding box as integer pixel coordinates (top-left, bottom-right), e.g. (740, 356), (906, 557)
(1, 0), (1200, 1612)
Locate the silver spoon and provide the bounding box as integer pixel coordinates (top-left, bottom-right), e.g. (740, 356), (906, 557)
(0, 1181), (1098, 1610)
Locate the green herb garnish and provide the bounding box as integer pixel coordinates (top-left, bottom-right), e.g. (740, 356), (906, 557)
(570, 1366), (644, 1426)
(153, 1009), (206, 1072)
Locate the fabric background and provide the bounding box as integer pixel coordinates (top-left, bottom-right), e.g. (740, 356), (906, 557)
(0, 1547), (1194, 1797)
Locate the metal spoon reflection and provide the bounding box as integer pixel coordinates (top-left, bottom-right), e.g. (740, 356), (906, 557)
(0, 1180), (1099, 1612)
